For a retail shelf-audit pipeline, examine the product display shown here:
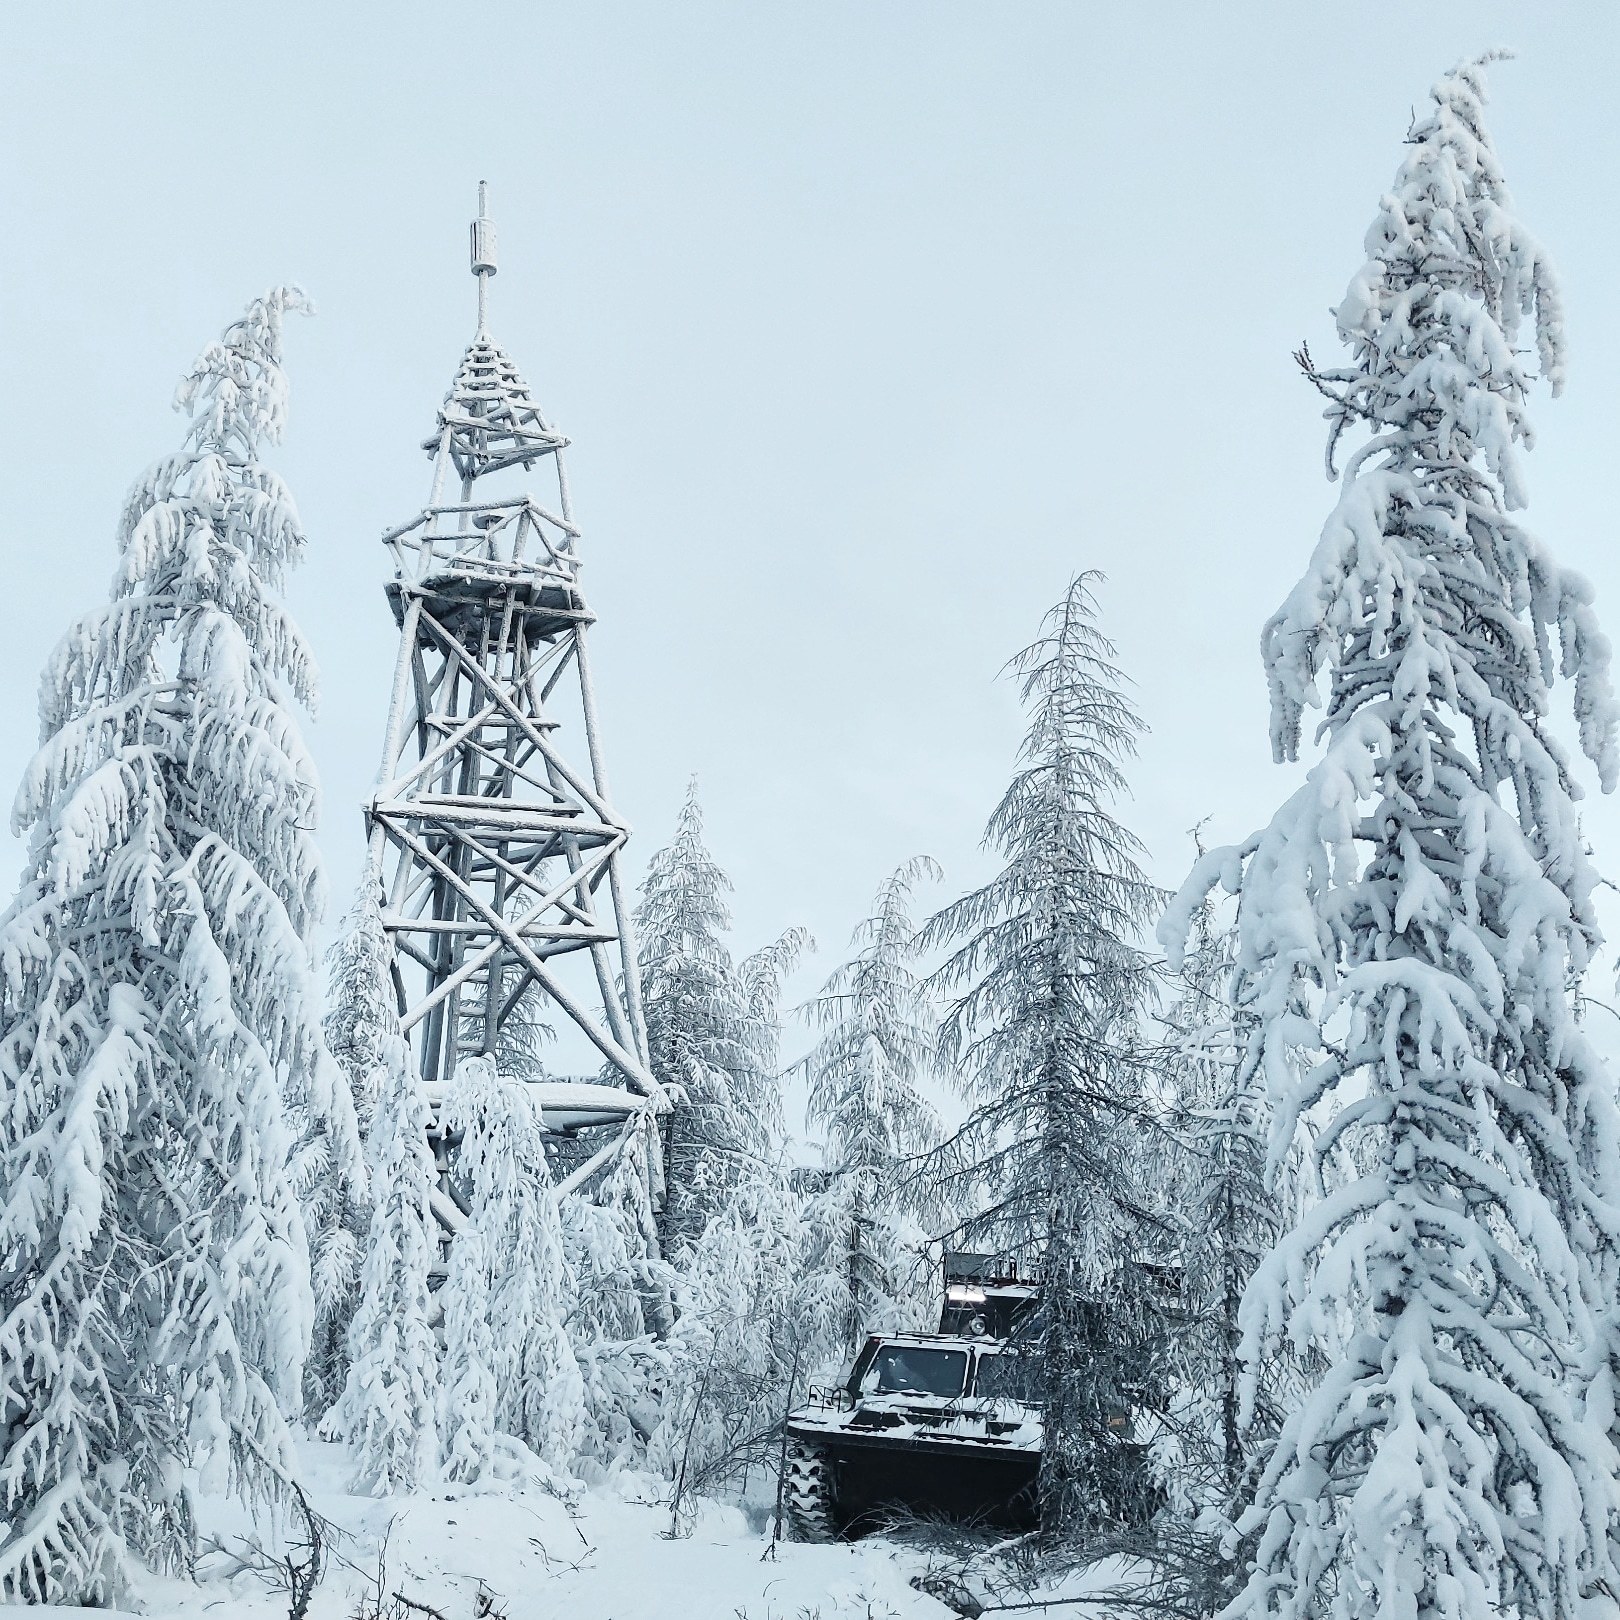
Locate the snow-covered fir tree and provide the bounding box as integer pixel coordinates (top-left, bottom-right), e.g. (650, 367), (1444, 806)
(443, 1056), (586, 1475)
(326, 1023), (439, 1495)
(464, 969), (554, 1083)
(1161, 57), (1620, 1620)
(637, 781), (803, 1253)
(924, 573), (1164, 1543)
(639, 822), (814, 1502)
(0, 288), (347, 1602)
(797, 856), (943, 1349)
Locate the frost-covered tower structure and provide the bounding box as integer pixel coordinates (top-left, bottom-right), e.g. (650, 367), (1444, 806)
(366, 187), (662, 1215)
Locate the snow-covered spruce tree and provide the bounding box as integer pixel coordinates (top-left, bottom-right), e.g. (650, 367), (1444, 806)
(444, 1056), (586, 1476)
(924, 573), (1164, 1543)
(0, 289), (350, 1603)
(325, 1026), (439, 1494)
(304, 869), (399, 1416)
(797, 857), (943, 1349)
(637, 780), (802, 1253)
(1161, 58), (1620, 1620)
(463, 969), (554, 1083)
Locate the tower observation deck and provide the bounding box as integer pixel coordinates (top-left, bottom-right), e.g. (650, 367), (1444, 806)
(365, 186), (663, 1217)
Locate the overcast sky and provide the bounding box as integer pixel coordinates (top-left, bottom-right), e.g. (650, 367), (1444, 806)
(5, 4), (1620, 1076)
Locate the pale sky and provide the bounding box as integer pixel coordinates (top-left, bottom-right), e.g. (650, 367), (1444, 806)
(5, 4), (1620, 1069)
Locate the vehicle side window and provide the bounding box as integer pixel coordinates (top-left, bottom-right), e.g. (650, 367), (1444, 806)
(973, 1350), (1042, 1404)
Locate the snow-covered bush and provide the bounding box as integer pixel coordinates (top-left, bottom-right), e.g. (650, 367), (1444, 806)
(650, 1168), (828, 1522)
(564, 1115), (677, 1475)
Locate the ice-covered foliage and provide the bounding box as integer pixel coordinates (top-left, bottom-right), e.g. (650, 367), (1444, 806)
(305, 872), (399, 1416)
(564, 1117), (678, 1475)
(637, 780), (806, 1254)
(735, 926), (813, 1146)
(634, 793), (814, 1504)
(443, 1057), (586, 1475)
(1160, 57), (1620, 1620)
(650, 1168), (829, 1518)
(326, 1026), (439, 1495)
(322, 870), (404, 1143)
(924, 573), (1164, 1542)
(797, 857), (943, 1347)
(0, 289), (348, 1603)
(439, 1217), (501, 1488)
(1151, 880), (1294, 1593)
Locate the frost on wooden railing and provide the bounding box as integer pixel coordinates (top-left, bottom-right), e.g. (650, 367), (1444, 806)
(381, 496), (581, 597)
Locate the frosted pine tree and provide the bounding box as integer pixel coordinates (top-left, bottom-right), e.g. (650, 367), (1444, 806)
(325, 1028), (439, 1494)
(924, 574), (1163, 1543)
(638, 781), (801, 1252)
(798, 857), (942, 1348)
(0, 289), (344, 1603)
(444, 1057), (586, 1474)
(1161, 57), (1620, 1620)
(638, 783), (751, 1251)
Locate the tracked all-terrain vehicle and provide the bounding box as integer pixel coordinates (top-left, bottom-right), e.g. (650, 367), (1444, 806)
(782, 1255), (1045, 1541)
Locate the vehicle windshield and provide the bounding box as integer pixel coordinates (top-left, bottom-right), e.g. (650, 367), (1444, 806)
(973, 1351), (1042, 1404)
(862, 1346), (970, 1398)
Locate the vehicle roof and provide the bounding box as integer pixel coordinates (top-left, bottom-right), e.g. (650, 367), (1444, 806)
(865, 1333), (1022, 1352)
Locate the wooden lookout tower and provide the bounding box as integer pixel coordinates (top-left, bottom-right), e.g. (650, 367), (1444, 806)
(365, 186), (663, 1220)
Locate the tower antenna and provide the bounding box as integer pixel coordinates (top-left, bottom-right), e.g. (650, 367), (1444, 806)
(470, 180), (497, 333)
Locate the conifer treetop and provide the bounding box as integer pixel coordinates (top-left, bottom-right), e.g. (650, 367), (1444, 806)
(1262, 55), (1612, 791)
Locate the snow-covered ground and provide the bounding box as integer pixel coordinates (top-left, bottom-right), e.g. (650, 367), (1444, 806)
(75, 1440), (956, 1620)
